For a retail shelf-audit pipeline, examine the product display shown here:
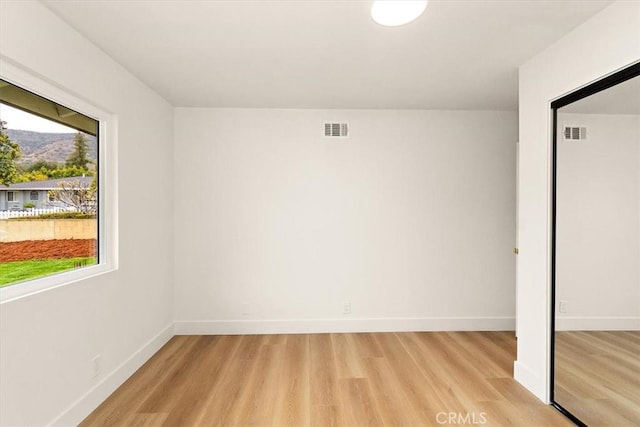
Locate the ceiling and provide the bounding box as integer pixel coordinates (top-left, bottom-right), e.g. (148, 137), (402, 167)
(42, 0), (614, 110)
(561, 75), (640, 115)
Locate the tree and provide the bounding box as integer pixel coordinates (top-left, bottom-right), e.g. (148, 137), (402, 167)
(47, 165), (94, 179)
(24, 160), (60, 173)
(66, 132), (91, 170)
(0, 120), (22, 186)
(48, 179), (97, 214)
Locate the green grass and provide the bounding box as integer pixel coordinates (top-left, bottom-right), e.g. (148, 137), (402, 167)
(0, 257), (96, 287)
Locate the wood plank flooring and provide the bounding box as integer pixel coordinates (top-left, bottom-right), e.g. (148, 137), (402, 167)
(554, 330), (640, 426)
(81, 332), (571, 426)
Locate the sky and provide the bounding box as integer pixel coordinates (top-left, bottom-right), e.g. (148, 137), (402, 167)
(0, 103), (76, 133)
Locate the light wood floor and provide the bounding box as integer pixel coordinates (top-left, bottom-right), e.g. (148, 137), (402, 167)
(81, 332), (571, 426)
(554, 330), (640, 426)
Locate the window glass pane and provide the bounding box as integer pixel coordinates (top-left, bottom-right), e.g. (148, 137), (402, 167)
(0, 80), (99, 287)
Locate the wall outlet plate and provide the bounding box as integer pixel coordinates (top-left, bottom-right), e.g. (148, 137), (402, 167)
(92, 355), (102, 378)
(342, 301), (351, 315)
(559, 300), (568, 314)
(241, 302), (251, 316)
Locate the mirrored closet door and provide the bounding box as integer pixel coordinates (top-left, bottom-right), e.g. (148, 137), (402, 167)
(551, 63), (640, 426)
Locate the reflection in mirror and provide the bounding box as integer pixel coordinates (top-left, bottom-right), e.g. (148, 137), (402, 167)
(553, 70), (640, 426)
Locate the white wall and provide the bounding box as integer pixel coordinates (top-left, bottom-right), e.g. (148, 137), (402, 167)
(517, 0), (640, 402)
(556, 113), (640, 330)
(174, 108), (517, 334)
(0, 1), (174, 425)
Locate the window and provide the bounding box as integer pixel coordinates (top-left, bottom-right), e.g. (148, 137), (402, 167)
(0, 70), (116, 300)
(1, 79), (98, 286)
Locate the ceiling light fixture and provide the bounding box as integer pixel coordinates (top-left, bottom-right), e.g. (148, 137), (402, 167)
(371, 0), (428, 27)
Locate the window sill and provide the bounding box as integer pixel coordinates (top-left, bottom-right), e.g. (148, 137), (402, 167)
(0, 262), (116, 304)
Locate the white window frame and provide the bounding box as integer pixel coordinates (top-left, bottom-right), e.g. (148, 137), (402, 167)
(0, 59), (119, 303)
(7, 191), (15, 202)
(29, 191), (38, 201)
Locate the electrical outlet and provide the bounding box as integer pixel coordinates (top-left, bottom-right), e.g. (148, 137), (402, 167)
(342, 301), (351, 315)
(241, 302), (251, 316)
(559, 300), (568, 314)
(92, 355), (102, 378)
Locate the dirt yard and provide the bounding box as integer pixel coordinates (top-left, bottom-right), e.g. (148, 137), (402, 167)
(0, 239), (97, 263)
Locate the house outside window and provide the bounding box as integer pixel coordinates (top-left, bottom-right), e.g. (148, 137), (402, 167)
(7, 191), (14, 202)
(29, 191), (38, 201)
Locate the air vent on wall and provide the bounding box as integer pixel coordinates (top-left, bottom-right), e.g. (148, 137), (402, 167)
(563, 126), (587, 141)
(324, 123), (348, 137)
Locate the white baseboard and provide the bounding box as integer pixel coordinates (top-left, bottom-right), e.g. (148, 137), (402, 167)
(514, 360), (547, 403)
(174, 317), (515, 335)
(555, 316), (640, 331)
(49, 323), (174, 427)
